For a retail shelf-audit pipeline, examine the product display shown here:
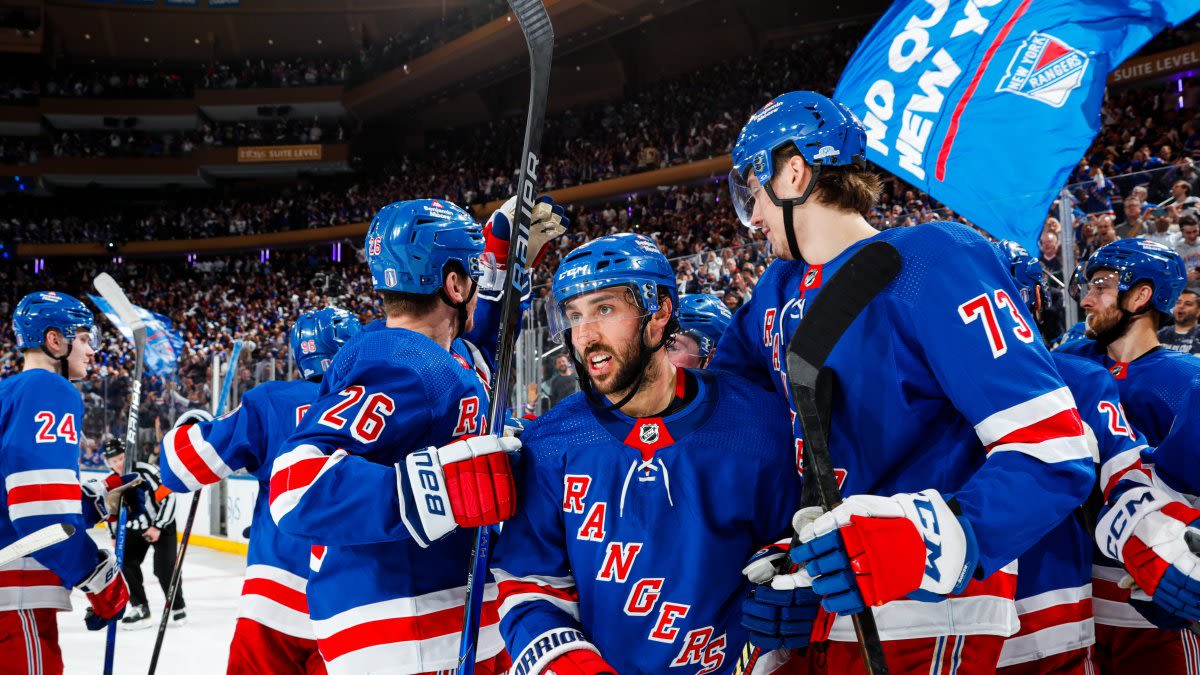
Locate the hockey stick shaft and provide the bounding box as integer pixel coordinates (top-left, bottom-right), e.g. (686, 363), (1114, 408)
(147, 340), (244, 675)
(458, 2), (553, 673)
(94, 274), (147, 675)
(734, 241), (901, 675)
(0, 524), (75, 568)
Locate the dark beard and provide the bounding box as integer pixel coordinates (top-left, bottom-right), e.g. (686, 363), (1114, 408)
(585, 337), (644, 398)
(1085, 306), (1127, 346)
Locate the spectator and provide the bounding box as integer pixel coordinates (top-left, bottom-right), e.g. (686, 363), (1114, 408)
(1158, 289), (1200, 355)
(1145, 209), (1181, 248)
(1115, 197), (1151, 238)
(1177, 215), (1200, 291)
(543, 353), (578, 407)
(1169, 179), (1200, 217)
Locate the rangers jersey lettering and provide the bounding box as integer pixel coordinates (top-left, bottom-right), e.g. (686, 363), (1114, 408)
(711, 222), (1094, 641)
(159, 379), (321, 638)
(492, 368), (802, 675)
(0, 370), (103, 611)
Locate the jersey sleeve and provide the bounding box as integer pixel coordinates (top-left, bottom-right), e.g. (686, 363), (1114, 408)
(906, 232), (1094, 576)
(707, 277), (778, 392)
(270, 362), (434, 546)
(491, 438), (594, 674)
(1, 375), (99, 588)
(159, 390), (269, 493)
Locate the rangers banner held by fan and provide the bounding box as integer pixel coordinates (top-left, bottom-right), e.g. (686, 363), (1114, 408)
(834, 0), (1199, 253)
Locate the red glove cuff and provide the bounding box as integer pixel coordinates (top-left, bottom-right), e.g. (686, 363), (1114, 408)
(483, 221), (511, 269)
(443, 451), (516, 528)
(546, 648), (617, 675)
(841, 514), (925, 606)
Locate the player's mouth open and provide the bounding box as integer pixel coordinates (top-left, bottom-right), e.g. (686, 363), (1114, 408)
(588, 353), (613, 375)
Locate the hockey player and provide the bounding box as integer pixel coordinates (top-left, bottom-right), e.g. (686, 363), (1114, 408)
(158, 306), (361, 674)
(1057, 239), (1200, 445)
(712, 91), (1094, 673)
(991, 241), (1157, 674)
(270, 197), (567, 674)
(101, 438), (185, 631)
(490, 233), (805, 675)
(1, 292), (133, 674)
(666, 293), (733, 369)
(1055, 239), (1200, 672)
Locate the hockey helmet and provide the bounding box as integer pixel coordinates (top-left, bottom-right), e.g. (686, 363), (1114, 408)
(675, 293), (733, 359)
(12, 291), (96, 351)
(290, 306), (363, 380)
(1081, 239), (1186, 315)
(365, 199), (501, 295)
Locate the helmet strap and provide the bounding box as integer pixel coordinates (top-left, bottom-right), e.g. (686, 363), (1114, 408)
(437, 274), (479, 340)
(763, 163), (823, 262)
(40, 329), (74, 379)
(1092, 291), (1153, 348)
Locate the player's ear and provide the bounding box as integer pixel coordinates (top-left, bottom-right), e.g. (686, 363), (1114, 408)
(788, 154), (810, 193)
(442, 267), (469, 304)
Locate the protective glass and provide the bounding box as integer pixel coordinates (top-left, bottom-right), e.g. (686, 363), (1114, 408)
(71, 326), (99, 351)
(547, 284), (651, 345)
(471, 252), (504, 292)
(728, 168), (760, 230)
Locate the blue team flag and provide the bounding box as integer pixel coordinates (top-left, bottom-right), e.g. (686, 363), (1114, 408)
(89, 294), (185, 380)
(834, 0), (1198, 253)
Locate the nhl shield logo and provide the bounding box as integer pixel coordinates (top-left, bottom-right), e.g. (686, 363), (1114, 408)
(996, 31), (1089, 108)
(384, 268), (398, 287)
(639, 423), (660, 445)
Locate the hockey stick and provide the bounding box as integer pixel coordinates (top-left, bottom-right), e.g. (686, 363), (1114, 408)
(93, 273), (147, 675)
(457, 2), (553, 673)
(735, 241), (901, 675)
(0, 524), (75, 568)
(147, 339), (244, 675)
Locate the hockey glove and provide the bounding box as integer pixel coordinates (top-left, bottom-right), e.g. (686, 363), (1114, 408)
(485, 194), (570, 270)
(1096, 487), (1200, 623)
(397, 435), (520, 547)
(741, 543), (822, 651)
(81, 473), (145, 527)
(80, 550), (129, 631)
(546, 648), (618, 675)
(787, 490), (978, 614)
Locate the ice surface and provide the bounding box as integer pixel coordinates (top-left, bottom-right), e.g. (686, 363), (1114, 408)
(60, 530), (246, 674)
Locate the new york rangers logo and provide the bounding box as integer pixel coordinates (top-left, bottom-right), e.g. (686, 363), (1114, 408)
(996, 31), (1089, 108)
(639, 423), (660, 445)
(384, 268), (398, 287)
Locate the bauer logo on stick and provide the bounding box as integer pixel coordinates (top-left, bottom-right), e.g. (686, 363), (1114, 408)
(995, 31), (1089, 108)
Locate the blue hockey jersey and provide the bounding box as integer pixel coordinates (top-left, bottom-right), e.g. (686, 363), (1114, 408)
(1142, 373), (1200, 502)
(0, 369), (100, 611)
(271, 327), (504, 675)
(491, 368), (802, 675)
(999, 353), (1153, 665)
(159, 378), (320, 639)
(710, 222), (1094, 642)
(1054, 341), (1200, 447)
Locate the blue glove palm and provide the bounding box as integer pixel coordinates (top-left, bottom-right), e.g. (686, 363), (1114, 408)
(742, 585), (821, 651)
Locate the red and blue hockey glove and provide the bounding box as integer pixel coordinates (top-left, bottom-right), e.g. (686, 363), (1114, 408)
(81, 473), (146, 527)
(484, 194), (570, 270)
(787, 490), (978, 614)
(741, 543), (822, 651)
(79, 549), (129, 631)
(398, 435), (520, 547)
(546, 648), (617, 675)
(1097, 487), (1200, 624)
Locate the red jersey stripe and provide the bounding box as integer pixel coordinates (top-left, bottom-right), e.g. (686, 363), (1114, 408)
(6, 483), (80, 505)
(173, 426), (224, 486)
(269, 457), (329, 506)
(320, 599), (500, 662)
(242, 578), (309, 615)
(985, 408), (1084, 453)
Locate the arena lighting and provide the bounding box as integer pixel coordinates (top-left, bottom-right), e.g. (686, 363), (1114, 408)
(260, 248), (271, 263)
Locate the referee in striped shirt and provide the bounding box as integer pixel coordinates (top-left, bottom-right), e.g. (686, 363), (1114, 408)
(102, 439), (186, 630)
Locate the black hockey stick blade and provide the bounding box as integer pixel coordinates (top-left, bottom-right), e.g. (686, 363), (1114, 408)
(785, 240), (901, 675)
(459, 2), (554, 674)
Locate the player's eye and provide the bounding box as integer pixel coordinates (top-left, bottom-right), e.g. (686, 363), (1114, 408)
(598, 305), (614, 316)
(567, 312), (582, 325)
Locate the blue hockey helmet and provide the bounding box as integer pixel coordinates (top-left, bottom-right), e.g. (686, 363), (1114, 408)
(675, 294), (733, 359)
(365, 199), (501, 294)
(729, 91), (868, 229)
(289, 306), (363, 380)
(12, 291), (95, 351)
(992, 240), (1047, 315)
(1081, 239), (1186, 315)
(549, 233), (678, 344)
